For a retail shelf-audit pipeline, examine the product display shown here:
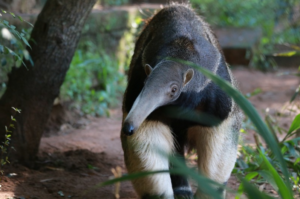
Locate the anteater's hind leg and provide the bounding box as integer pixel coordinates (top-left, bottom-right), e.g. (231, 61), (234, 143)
(121, 119), (175, 199)
(170, 131), (193, 199)
(188, 117), (239, 199)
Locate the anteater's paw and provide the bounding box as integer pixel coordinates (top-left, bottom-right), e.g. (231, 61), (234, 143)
(174, 187), (194, 199)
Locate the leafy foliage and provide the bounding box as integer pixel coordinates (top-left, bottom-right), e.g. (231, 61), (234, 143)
(0, 107), (20, 180)
(235, 63), (300, 196)
(60, 41), (126, 116)
(0, 9), (33, 65)
(236, 112), (300, 197)
(191, 0), (300, 44)
(191, 0), (300, 69)
(0, 12), (31, 179)
(0, 10), (32, 97)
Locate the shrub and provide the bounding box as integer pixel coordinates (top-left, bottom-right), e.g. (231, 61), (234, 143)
(60, 41), (126, 116)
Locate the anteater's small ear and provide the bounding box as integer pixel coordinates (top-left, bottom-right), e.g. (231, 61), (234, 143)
(144, 64), (153, 76)
(183, 68), (194, 86)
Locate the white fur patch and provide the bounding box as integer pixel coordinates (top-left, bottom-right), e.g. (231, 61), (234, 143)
(123, 120), (175, 198)
(188, 117), (237, 183)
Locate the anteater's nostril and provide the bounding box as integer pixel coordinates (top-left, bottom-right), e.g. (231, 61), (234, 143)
(122, 122), (135, 136)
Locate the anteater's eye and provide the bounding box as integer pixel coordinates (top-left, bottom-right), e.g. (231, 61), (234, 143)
(170, 85), (178, 98)
(171, 85), (178, 93)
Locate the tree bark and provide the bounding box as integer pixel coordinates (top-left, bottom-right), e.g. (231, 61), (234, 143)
(0, 0), (96, 166)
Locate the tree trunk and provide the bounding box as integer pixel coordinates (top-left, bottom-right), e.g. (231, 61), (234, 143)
(0, 0), (96, 166)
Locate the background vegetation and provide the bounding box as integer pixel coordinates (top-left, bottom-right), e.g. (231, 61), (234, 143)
(60, 41), (126, 116)
(1, 0), (299, 115)
(0, 10), (32, 97)
(59, 0), (300, 116)
(191, 0), (300, 70)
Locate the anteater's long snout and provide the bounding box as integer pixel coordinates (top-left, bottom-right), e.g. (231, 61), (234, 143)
(122, 88), (164, 136)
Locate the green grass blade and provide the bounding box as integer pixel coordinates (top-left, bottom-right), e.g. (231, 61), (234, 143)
(258, 170), (279, 192)
(95, 149), (223, 199)
(168, 155), (223, 199)
(95, 167), (222, 199)
(240, 178), (274, 199)
(259, 151), (293, 199)
(287, 114), (300, 134)
(235, 172), (259, 199)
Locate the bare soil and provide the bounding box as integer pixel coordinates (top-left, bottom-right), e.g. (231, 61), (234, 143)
(1, 67), (299, 199)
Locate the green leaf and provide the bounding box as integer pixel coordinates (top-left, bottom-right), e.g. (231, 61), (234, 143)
(287, 114), (300, 134)
(21, 36), (31, 48)
(3, 47), (9, 54)
(273, 51), (299, 57)
(289, 137), (300, 144)
(295, 157), (300, 166)
(12, 107), (21, 113)
(6, 160), (10, 164)
(1, 9), (7, 14)
(3, 46), (27, 68)
(283, 142), (297, 156)
(258, 170), (278, 191)
(25, 21), (34, 27)
(9, 12), (15, 18)
(17, 15), (23, 22)
(22, 49), (30, 60)
(235, 172), (259, 199)
(245, 172), (259, 180)
(1, 58), (7, 66)
(290, 86), (299, 102)
(3, 19), (9, 25)
(259, 151), (293, 199)
(9, 24), (16, 29)
(245, 88), (262, 98)
(11, 116), (16, 122)
(240, 178), (273, 199)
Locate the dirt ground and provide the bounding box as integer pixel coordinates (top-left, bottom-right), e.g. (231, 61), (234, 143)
(0, 66), (299, 199)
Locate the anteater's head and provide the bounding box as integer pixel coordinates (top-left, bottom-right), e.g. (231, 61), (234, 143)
(122, 61), (194, 136)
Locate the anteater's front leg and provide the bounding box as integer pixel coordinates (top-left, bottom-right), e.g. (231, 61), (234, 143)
(188, 116), (239, 199)
(122, 120), (175, 199)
